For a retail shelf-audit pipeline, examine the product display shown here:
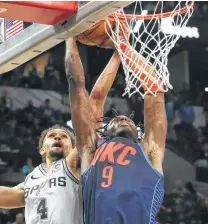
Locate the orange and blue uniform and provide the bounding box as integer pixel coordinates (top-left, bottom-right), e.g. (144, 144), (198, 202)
(82, 137), (164, 224)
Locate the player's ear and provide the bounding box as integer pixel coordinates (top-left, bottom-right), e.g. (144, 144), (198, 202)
(39, 147), (46, 155)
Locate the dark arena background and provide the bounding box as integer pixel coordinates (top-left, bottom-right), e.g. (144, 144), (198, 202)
(1, 1), (208, 224)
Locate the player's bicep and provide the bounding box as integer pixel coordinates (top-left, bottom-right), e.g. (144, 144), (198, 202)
(12, 182), (25, 207)
(70, 85), (97, 156)
(12, 184), (25, 208)
(89, 97), (104, 130)
(0, 184), (25, 209)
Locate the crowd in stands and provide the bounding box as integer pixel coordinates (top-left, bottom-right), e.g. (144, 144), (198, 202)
(164, 87), (208, 184)
(0, 56), (64, 93)
(0, 90), (71, 170)
(0, 210), (25, 224)
(158, 180), (208, 224)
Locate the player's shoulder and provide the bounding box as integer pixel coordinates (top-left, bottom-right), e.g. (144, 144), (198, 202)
(60, 158), (79, 185)
(98, 137), (139, 147)
(33, 163), (48, 176)
(97, 138), (108, 148)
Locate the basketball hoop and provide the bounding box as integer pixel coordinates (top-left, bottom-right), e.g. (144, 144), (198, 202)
(105, 1), (194, 98)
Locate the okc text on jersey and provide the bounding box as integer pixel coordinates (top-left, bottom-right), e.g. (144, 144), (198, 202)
(92, 141), (137, 187)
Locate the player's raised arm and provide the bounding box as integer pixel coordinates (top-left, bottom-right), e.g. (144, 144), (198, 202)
(65, 37), (97, 170)
(89, 23), (129, 130)
(0, 183), (25, 209)
(89, 51), (121, 129)
(113, 23), (167, 171)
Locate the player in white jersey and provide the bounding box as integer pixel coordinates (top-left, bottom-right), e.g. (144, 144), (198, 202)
(1, 125), (82, 224)
(0, 39), (121, 224)
(23, 125), (81, 224)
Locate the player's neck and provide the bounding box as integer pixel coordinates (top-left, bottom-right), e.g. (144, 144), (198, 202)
(115, 131), (137, 142)
(45, 158), (54, 168)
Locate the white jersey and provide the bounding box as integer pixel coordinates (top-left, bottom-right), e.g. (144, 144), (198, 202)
(24, 159), (82, 224)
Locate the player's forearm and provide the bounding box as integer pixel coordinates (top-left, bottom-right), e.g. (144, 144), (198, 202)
(65, 38), (85, 87)
(144, 93), (167, 150)
(90, 51), (121, 127)
(0, 186), (25, 209)
(90, 51), (120, 100)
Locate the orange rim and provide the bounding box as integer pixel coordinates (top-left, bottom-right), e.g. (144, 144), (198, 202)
(107, 1), (194, 21)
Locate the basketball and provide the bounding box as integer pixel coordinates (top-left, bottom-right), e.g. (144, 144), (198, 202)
(76, 20), (115, 46)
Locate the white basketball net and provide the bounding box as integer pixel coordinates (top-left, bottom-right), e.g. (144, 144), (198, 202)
(105, 1), (194, 98)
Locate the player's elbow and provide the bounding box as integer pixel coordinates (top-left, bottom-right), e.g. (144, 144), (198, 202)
(90, 89), (106, 101)
(65, 71), (85, 94)
(69, 75), (85, 88)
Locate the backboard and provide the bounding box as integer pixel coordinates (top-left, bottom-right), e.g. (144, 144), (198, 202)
(0, 1), (133, 74)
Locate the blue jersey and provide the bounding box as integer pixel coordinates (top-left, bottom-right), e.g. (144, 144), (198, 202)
(82, 137), (164, 224)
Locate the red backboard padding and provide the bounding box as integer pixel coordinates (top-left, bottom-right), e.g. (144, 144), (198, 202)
(0, 1), (79, 25)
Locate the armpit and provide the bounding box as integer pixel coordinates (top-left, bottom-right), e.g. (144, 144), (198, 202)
(143, 140), (164, 174)
(142, 140), (163, 162)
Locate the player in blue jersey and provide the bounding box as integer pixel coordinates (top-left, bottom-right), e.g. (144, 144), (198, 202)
(66, 25), (166, 224)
